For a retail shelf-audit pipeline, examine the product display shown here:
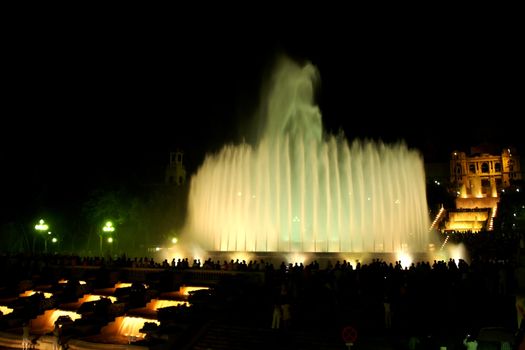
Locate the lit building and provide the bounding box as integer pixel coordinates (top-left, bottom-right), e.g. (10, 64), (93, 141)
(451, 145), (521, 198)
(445, 145), (521, 232)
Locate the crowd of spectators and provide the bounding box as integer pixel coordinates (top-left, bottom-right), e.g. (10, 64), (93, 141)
(1, 229), (524, 348)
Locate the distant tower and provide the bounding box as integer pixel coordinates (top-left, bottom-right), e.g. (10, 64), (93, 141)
(165, 150), (186, 185)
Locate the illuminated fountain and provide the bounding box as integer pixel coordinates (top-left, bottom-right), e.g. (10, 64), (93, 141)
(59, 294), (117, 310)
(99, 316), (160, 342)
(0, 309), (82, 349)
(19, 290), (53, 299)
(64, 316), (160, 348)
(147, 299), (189, 310)
(0, 306), (13, 316)
(30, 309), (82, 334)
(186, 56), (431, 254)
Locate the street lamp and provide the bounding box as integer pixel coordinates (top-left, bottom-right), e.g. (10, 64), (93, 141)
(34, 219), (49, 254)
(100, 221), (115, 255)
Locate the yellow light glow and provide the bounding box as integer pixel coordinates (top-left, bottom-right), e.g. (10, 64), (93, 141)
(180, 286), (209, 296)
(83, 294), (117, 303)
(230, 252), (252, 263)
(114, 283), (132, 289)
(58, 279), (86, 285)
(0, 306), (14, 315)
(149, 299), (190, 310)
(20, 290), (53, 299)
(35, 219), (49, 231)
(447, 243), (467, 263)
(396, 252), (412, 269)
(49, 309), (82, 324)
(429, 207), (445, 231)
(171, 237), (178, 244)
(287, 253), (306, 265)
(103, 221), (115, 232)
(118, 316), (160, 339)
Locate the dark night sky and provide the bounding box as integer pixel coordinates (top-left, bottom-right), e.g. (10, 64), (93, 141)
(1, 15), (523, 219)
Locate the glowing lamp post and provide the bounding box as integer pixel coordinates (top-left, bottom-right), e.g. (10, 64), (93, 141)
(100, 221), (115, 255)
(34, 219), (49, 254)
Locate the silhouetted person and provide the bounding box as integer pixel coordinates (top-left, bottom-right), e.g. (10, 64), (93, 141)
(22, 322), (30, 350)
(271, 303), (281, 329)
(463, 334), (478, 349)
(383, 296), (392, 329)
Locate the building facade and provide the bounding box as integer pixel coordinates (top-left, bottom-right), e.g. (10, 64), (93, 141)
(165, 150), (187, 185)
(450, 146), (521, 199)
(445, 145), (521, 232)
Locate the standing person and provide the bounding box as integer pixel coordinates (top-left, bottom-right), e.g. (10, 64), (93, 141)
(52, 321), (61, 350)
(463, 334), (478, 350)
(384, 296), (392, 329)
(516, 318), (525, 350)
(22, 322), (30, 350)
(281, 302), (291, 330)
(271, 303), (282, 329)
(516, 294), (525, 350)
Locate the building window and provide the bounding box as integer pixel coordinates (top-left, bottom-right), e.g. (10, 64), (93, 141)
(495, 162), (501, 172)
(481, 162), (489, 173)
(456, 165), (461, 175)
(469, 164), (476, 174)
(481, 179), (490, 188)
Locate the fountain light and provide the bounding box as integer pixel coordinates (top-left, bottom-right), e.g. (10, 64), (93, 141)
(149, 299), (190, 310)
(0, 306), (13, 315)
(118, 316), (160, 339)
(287, 253), (306, 265)
(180, 286), (209, 296)
(396, 252), (413, 269)
(20, 290), (53, 299)
(185, 60), (430, 254)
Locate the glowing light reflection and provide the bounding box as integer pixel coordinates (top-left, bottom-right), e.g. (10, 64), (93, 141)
(180, 286), (209, 296)
(83, 294), (117, 303)
(118, 316), (160, 339)
(20, 290), (53, 299)
(148, 299), (190, 310)
(0, 306), (14, 315)
(396, 252), (413, 269)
